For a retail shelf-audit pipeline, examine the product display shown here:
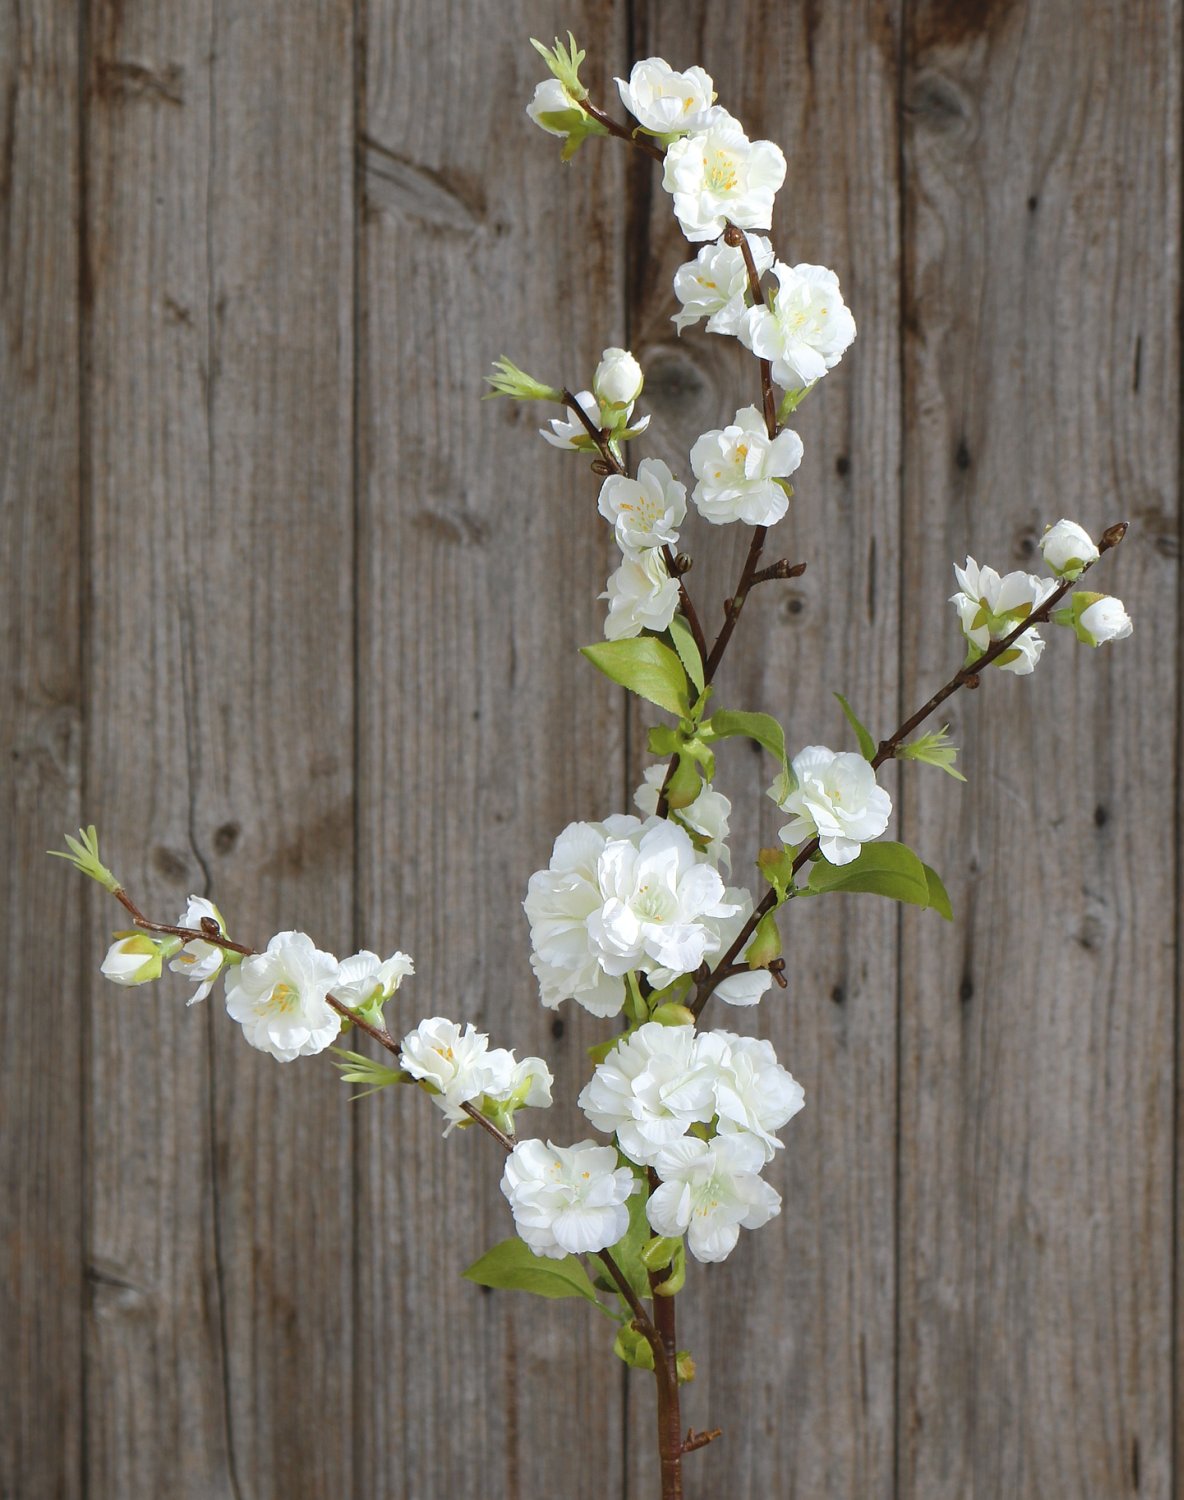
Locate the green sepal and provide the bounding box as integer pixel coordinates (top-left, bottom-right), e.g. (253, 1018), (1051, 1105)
(803, 841), (952, 919)
(648, 724), (681, 757)
(624, 971), (648, 1027)
(678, 735), (715, 780)
(587, 1034), (621, 1067)
(664, 751), (702, 811)
(613, 1322), (656, 1370)
(649, 1002), (696, 1028)
(776, 381), (816, 421)
(676, 1350), (697, 1384)
(652, 1240), (686, 1298)
(558, 114), (610, 159)
(833, 692), (877, 761)
(640, 1236), (682, 1273)
(757, 846), (796, 902)
(745, 910), (782, 967)
(667, 615), (705, 696)
(463, 1238), (611, 1313)
(581, 637), (691, 717)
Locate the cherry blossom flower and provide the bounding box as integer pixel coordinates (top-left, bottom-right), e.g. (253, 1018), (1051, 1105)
(1039, 519), (1099, 580)
(501, 1139), (636, 1258)
(634, 765), (731, 869)
(167, 895), (229, 1004)
(597, 457), (686, 555)
(672, 235), (774, 335)
(739, 261), (856, 390)
(773, 745), (892, 866)
(578, 1022), (718, 1165)
(647, 1133), (781, 1263)
(101, 933), (176, 986)
(616, 57), (716, 136)
(1074, 594), (1133, 645)
(593, 347), (643, 406)
(224, 931), (341, 1062)
(602, 547), (681, 641)
(690, 405), (803, 526)
(661, 109), (786, 242)
(694, 1030), (805, 1160)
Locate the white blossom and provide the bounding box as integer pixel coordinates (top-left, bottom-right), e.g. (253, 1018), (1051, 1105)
(949, 557), (1056, 662)
(501, 1138), (636, 1258)
(615, 57), (716, 136)
(400, 1016), (514, 1132)
(101, 933), (173, 987)
(539, 389), (601, 449)
(603, 548), (681, 641)
(597, 457), (686, 555)
(1077, 594), (1133, 645)
(526, 77), (581, 137)
(647, 1133), (781, 1263)
(694, 1030), (805, 1160)
(1040, 519), (1099, 580)
(485, 1053), (555, 1114)
(578, 1022), (718, 1165)
(672, 235), (774, 335)
(333, 948), (415, 1011)
(168, 895), (228, 1004)
(634, 765), (731, 869)
(690, 405), (803, 526)
(739, 261), (856, 390)
(773, 745), (892, 866)
(524, 816), (643, 1018)
(585, 820), (739, 982)
(593, 347), (643, 406)
(661, 109), (786, 242)
(224, 931), (341, 1063)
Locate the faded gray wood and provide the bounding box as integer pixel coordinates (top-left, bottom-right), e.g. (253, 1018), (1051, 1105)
(83, 0), (356, 1495)
(898, 2), (1179, 1496)
(0, 4), (84, 1498)
(353, 3), (630, 1496)
(621, 5), (904, 1496)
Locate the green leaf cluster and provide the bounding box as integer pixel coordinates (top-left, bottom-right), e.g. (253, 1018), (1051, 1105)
(49, 825), (121, 894)
(896, 725), (966, 781)
(483, 355), (562, 404)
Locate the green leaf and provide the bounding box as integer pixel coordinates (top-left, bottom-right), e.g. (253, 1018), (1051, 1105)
(613, 1322), (656, 1370)
(833, 693), (877, 761)
(664, 751), (702, 811)
(667, 615), (705, 696)
(463, 1239), (608, 1311)
(581, 638), (690, 717)
(921, 862), (954, 921)
(705, 709), (788, 771)
(804, 841), (947, 915)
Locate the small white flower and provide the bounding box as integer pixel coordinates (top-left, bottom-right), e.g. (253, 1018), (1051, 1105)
(634, 765), (731, 869)
(603, 548), (681, 640)
(586, 821), (739, 982)
(525, 815), (644, 1018)
(485, 1053), (555, 1113)
(593, 347), (643, 406)
(950, 557), (1056, 657)
(400, 1016), (508, 1132)
(662, 109), (787, 242)
(694, 1030), (805, 1161)
(579, 1022), (718, 1165)
(647, 1133), (781, 1263)
(539, 389), (600, 449)
(501, 1139), (636, 1258)
(995, 628), (1046, 675)
(774, 745), (892, 866)
(225, 931), (341, 1063)
(1039, 519), (1099, 580)
(101, 933), (174, 987)
(526, 78), (581, 137)
(739, 261), (856, 390)
(167, 895), (228, 1004)
(1077, 594), (1133, 645)
(333, 948), (415, 1011)
(672, 235), (774, 335)
(690, 406), (803, 527)
(615, 57), (716, 136)
(597, 457), (687, 555)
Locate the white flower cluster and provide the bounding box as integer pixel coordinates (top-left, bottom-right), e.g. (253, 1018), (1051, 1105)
(597, 456), (685, 640)
(524, 814), (769, 1018)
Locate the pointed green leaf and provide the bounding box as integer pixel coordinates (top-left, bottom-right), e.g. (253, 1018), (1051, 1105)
(581, 638), (690, 717)
(463, 1238), (608, 1310)
(704, 709), (788, 771)
(667, 615), (705, 696)
(833, 693), (877, 761)
(921, 862), (953, 920)
(804, 841), (941, 912)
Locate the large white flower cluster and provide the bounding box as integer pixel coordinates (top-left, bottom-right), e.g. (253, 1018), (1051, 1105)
(524, 814), (743, 1017)
(400, 1016), (553, 1135)
(949, 557), (1058, 674)
(578, 1022), (803, 1261)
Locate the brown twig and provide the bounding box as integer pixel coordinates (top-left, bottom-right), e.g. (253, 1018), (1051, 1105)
(581, 98), (666, 160)
(723, 222), (777, 438)
(689, 524), (1129, 1018)
(682, 1428), (722, 1454)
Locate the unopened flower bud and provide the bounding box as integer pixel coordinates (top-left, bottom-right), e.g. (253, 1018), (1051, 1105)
(101, 932), (179, 986)
(1039, 519), (1099, 580)
(593, 347), (643, 407)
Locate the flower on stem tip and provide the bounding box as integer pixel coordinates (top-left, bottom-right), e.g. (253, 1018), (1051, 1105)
(661, 109), (786, 242)
(1054, 592), (1133, 646)
(501, 1139), (636, 1259)
(101, 932), (179, 987)
(772, 745), (892, 866)
(616, 57), (717, 136)
(593, 347), (643, 407)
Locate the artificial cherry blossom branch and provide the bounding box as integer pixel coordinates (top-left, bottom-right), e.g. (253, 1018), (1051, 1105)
(580, 98), (666, 162)
(723, 222), (777, 438)
(690, 522), (1129, 1018)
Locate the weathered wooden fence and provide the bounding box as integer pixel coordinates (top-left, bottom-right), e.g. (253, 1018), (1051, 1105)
(2, 1), (1178, 1495)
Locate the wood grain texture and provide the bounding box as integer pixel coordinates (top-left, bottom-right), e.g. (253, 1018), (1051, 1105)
(624, 5), (903, 1495)
(898, 2), (1180, 1496)
(83, 0), (356, 1494)
(353, 3), (630, 1495)
(0, 3), (84, 1496)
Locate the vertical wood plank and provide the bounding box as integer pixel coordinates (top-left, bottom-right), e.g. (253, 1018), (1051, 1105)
(353, 3), (630, 1495)
(83, 0), (357, 1494)
(624, 5), (903, 1496)
(898, 2), (1179, 1495)
(0, 2), (84, 1495)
